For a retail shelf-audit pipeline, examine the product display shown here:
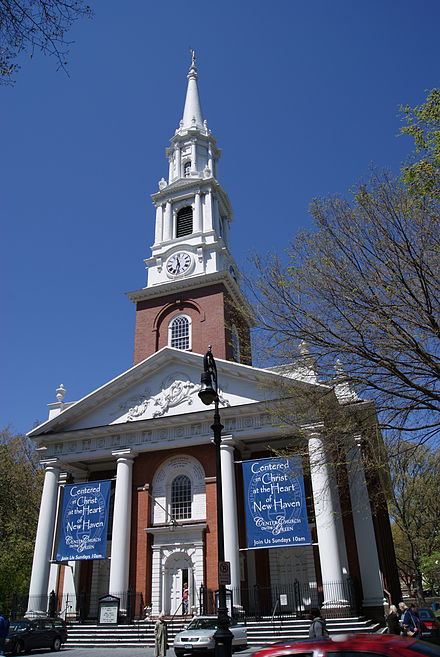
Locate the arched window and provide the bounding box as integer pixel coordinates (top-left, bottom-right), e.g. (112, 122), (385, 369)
(169, 314), (191, 350)
(231, 324), (241, 363)
(184, 161), (191, 177)
(176, 206), (193, 237)
(171, 474), (192, 519)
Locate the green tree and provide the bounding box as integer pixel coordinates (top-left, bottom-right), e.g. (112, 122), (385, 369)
(0, 0), (92, 84)
(400, 88), (440, 198)
(0, 427), (43, 609)
(389, 444), (440, 601)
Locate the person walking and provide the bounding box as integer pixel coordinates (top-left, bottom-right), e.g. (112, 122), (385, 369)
(386, 605), (401, 634)
(308, 607), (329, 638)
(402, 603), (423, 639)
(0, 609), (10, 657)
(182, 583), (189, 615)
(155, 612), (168, 657)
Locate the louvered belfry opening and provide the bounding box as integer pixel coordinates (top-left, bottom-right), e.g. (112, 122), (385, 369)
(176, 206), (193, 237)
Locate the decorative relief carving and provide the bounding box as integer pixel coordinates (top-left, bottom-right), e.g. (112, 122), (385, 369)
(114, 388), (152, 421)
(152, 373), (198, 418)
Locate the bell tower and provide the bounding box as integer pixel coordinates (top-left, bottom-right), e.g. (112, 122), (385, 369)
(127, 54), (253, 365)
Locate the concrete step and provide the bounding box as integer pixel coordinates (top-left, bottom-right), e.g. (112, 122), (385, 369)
(66, 616), (380, 648)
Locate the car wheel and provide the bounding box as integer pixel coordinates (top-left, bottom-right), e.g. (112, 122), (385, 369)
(51, 636), (62, 651)
(12, 640), (24, 655)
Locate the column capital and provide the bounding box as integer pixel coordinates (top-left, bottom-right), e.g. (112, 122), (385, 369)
(301, 422), (325, 438)
(40, 458), (61, 470)
(112, 448), (137, 461)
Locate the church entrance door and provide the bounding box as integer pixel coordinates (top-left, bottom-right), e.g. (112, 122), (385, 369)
(165, 553), (193, 615)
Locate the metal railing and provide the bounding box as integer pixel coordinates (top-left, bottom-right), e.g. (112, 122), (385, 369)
(199, 579), (358, 619)
(6, 590), (144, 622)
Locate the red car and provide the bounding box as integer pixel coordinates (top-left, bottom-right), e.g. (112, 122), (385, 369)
(251, 633), (440, 656)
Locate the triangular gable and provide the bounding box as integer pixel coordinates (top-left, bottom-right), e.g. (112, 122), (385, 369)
(29, 347), (317, 437)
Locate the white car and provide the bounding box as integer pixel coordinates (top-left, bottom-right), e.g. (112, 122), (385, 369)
(173, 616), (247, 656)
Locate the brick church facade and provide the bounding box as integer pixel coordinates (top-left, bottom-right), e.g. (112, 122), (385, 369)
(26, 56), (400, 623)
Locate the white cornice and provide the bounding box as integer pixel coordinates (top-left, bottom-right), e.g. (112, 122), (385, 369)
(125, 271), (256, 324)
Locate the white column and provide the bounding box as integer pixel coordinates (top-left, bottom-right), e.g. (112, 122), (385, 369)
(308, 431), (349, 607)
(212, 196), (220, 234)
(194, 192), (202, 233)
(208, 144), (213, 174)
(191, 141), (196, 172)
(27, 460), (60, 615)
(154, 205), (163, 244)
(204, 191), (214, 232)
(220, 437), (241, 606)
(164, 201), (172, 241)
(347, 436), (384, 607)
(176, 145), (181, 179)
(109, 450), (134, 607)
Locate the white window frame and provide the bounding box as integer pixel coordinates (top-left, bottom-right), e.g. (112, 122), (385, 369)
(168, 313), (192, 351)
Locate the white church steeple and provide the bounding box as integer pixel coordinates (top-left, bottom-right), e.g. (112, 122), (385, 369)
(143, 53), (239, 288)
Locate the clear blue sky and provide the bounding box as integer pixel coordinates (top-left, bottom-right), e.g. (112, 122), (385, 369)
(2, 0), (439, 435)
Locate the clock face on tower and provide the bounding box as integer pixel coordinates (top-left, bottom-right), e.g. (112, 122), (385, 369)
(166, 252), (192, 275)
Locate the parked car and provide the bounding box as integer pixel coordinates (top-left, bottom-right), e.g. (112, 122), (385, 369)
(174, 616), (247, 656)
(250, 633), (440, 657)
(4, 617), (68, 655)
(419, 607), (440, 637)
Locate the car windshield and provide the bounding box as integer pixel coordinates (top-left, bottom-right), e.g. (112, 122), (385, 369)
(187, 619), (218, 630)
(8, 620), (30, 633)
(419, 609), (435, 619)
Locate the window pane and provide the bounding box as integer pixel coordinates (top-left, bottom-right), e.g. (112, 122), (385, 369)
(171, 475), (191, 519)
(171, 316), (190, 350)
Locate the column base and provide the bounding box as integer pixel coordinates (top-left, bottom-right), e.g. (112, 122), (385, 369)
(362, 603), (387, 623)
(322, 599), (350, 609)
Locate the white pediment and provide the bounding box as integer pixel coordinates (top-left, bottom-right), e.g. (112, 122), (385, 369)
(28, 348), (292, 437)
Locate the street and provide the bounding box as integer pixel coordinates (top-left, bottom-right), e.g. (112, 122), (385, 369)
(28, 649), (257, 657)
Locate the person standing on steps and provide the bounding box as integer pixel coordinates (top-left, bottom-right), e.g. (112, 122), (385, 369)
(182, 583), (189, 615)
(308, 607), (329, 638)
(155, 612), (168, 657)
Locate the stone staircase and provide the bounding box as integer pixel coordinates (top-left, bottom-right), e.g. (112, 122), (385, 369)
(66, 616), (381, 649)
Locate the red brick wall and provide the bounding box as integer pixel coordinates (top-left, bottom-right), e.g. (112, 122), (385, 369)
(130, 444), (217, 604)
(132, 283), (252, 365)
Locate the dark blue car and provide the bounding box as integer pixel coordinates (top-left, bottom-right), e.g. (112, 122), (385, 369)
(4, 617), (67, 654)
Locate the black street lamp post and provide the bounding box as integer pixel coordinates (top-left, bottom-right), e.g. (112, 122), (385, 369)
(198, 346), (233, 657)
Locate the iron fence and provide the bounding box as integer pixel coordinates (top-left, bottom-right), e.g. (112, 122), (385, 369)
(5, 590), (144, 622)
(199, 579), (358, 619)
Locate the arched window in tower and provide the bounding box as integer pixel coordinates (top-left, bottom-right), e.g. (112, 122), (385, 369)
(231, 324), (241, 363)
(176, 206), (193, 237)
(169, 314), (191, 350)
(171, 474), (192, 520)
(184, 161), (191, 177)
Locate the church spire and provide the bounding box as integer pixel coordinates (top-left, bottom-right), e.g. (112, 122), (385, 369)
(181, 49), (203, 129)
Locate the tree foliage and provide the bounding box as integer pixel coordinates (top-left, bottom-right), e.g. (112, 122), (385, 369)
(400, 88), (440, 198)
(0, 427), (43, 608)
(0, 0), (92, 84)
(389, 444), (440, 601)
(246, 90), (440, 449)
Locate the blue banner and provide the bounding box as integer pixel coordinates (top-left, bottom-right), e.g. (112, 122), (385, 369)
(242, 457), (311, 549)
(56, 480), (111, 561)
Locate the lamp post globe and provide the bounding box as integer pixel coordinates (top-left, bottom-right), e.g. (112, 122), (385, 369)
(198, 347), (233, 657)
